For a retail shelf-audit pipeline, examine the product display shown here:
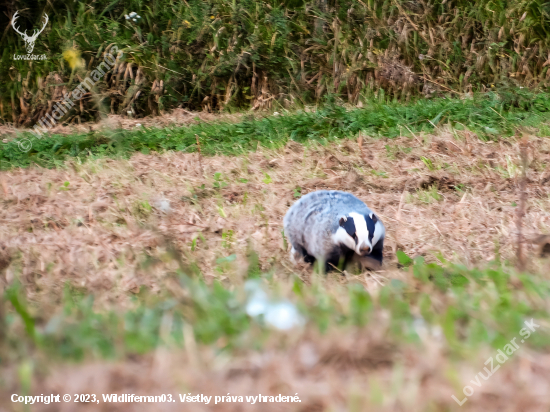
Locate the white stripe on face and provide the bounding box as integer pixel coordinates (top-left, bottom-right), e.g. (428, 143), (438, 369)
(349, 212), (371, 254)
(372, 221), (385, 247)
(333, 227), (356, 251)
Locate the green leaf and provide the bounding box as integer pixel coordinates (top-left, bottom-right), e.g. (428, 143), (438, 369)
(6, 285), (36, 342)
(216, 254), (236, 264)
(396, 250), (413, 266)
(217, 206), (227, 218)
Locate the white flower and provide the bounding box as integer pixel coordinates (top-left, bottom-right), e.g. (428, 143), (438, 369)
(129, 12), (137, 17)
(245, 280), (269, 317)
(273, 111), (280, 116)
(125, 15), (130, 20)
(132, 18), (137, 22)
(127, 110), (132, 115)
(264, 301), (304, 330)
(135, 123), (142, 127)
(244, 280), (304, 331)
(136, 15), (141, 19)
(157, 199), (171, 213)
(246, 293), (269, 317)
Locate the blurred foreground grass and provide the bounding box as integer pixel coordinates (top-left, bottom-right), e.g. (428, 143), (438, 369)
(3, 252), (549, 365)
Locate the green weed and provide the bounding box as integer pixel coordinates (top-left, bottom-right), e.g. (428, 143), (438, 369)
(213, 172), (228, 189)
(133, 200), (152, 219)
(410, 185), (443, 204)
(222, 229), (235, 249)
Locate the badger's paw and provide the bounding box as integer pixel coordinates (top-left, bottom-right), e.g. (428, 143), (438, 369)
(289, 246), (315, 266)
(289, 247), (300, 265)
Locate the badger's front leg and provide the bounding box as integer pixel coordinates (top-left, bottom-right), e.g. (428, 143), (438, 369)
(324, 246), (355, 273)
(290, 245), (316, 265)
(289, 246), (300, 265)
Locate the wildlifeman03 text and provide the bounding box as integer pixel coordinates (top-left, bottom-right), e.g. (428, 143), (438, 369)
(11, 393), (302, 405)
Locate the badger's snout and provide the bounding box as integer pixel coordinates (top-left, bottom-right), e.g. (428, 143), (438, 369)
(358, 245), (371, 256)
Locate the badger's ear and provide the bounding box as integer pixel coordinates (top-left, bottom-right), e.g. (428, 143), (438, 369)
(339, 216), (347, 227)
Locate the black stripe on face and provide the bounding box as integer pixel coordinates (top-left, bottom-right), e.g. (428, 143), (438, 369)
(365, 214), (376, 243)
(339, 216), (358, 243)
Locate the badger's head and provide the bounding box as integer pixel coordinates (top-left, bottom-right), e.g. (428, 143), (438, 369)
(334, 212), (384, 256)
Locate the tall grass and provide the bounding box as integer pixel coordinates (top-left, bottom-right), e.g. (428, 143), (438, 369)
(2, 0), (550, 125)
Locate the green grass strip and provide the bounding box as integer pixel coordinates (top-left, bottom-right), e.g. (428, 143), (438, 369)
(2, 90), (550, 170)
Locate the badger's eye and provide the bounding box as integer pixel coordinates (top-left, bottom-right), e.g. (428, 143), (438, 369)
(352, 233), (358, 242)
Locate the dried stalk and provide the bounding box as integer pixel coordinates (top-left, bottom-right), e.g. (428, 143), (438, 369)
(392, 185), (409, 254)
(195, 134), (203, 174)
(0, 175), (8, 197)
(357, 134), (373, 168)
(516, 134), (529, 272)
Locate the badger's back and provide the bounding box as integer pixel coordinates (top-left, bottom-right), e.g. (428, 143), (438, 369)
(283, 190), (371, 261)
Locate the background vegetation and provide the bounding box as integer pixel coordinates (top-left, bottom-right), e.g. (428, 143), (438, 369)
(3, 0), (550, 126)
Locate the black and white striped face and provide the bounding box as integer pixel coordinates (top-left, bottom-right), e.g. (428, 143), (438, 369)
(334, 212), (384, 256)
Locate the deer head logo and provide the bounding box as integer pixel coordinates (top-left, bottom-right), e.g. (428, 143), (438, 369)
(12, 11), (49, 54)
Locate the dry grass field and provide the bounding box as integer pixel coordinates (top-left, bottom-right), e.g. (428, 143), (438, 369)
(2, 122), (550, 411)
(3, 126), (550, 286)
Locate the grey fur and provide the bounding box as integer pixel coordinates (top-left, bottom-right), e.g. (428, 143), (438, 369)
(283, 190), (385, 272)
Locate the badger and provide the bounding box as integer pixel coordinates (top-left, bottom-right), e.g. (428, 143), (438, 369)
(283, 190), (385, 273)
